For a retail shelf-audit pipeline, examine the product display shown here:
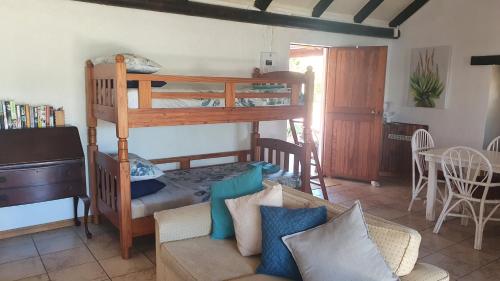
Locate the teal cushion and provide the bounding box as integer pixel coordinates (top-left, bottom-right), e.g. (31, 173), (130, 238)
(210, 166), (263, 239)
(248, 161), (281, 174)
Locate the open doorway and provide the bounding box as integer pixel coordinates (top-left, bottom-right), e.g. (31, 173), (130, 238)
(289, 45), (387, 187)
(288, 44), (329, 193)
(288, 44), (327, 158)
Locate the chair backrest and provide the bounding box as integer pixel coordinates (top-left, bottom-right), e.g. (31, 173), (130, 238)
(411, 129), (435, 175)
(487, 136), (500, 152)
(441, 146), (493, 199)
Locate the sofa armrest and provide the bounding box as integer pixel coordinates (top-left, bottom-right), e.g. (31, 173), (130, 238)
(154, 202), (211, 244)
(400, 263), (449, 281)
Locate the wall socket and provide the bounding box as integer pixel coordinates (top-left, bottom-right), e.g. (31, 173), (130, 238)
(260, 52), (276, 73)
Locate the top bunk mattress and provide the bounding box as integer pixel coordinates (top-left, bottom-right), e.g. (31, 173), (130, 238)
(131, 162), (301, 219)
(127, 85), (300, 109)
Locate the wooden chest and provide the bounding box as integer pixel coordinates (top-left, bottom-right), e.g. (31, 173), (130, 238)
(0, 127), (91, 237)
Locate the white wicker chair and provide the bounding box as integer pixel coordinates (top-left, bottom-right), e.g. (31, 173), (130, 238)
(487, 136), (500, 152)
(408, 129), (445, 211)
(433, 146), (500, 250)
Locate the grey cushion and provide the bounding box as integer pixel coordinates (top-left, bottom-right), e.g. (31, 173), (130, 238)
(282, 201), (399, 281)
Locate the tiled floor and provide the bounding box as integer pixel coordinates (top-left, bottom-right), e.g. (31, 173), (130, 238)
(0, 222), (155, 281)
(1, 178), (500, 281)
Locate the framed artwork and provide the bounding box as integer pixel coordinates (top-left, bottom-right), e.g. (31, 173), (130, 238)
(407, 46), (452, 108)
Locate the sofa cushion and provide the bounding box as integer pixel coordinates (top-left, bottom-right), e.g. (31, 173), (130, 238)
(161, 236), (260, 281)
(257, 206), (327, 280)
(225, 185), (283, 256)
(282, 201), (398, 281)
(282, 187), (421, 276)
(211, 166), (263, 239)
(229, 274), (291, 281)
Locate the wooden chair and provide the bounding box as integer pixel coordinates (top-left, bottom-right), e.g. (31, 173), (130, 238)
(408, 129), (445, 211)
(433, 146), (500, 250)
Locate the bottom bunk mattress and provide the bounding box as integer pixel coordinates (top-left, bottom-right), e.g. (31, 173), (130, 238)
(131, 162), (301, 219)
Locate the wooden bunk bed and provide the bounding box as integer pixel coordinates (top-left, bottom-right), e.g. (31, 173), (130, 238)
(85, 55), (316, 258)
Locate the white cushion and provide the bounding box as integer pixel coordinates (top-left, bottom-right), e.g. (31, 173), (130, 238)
(282, 201), (398, 281)
(92, 53), (161, 73)
(225, 185), (283, 256)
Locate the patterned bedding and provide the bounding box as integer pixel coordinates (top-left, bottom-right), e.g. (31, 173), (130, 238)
(130, 162), (301, 219)
(127, 87), (304, 109)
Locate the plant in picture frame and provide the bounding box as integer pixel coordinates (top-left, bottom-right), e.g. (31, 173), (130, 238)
(409, 49), (445, 108)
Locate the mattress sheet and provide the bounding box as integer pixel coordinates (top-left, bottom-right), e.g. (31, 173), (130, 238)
(131, 162), (301, 219)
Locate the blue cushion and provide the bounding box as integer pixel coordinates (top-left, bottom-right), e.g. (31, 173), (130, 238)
(257, 206), (327, 280)
(130, 179), (165, 199)
(210, 166), (263, 239)
(248, 161), (281, 174)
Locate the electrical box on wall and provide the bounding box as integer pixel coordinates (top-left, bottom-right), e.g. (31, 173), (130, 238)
(260, 52), (277, 73)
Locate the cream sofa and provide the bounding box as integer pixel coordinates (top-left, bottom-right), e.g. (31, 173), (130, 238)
(154, 182), (449, 281)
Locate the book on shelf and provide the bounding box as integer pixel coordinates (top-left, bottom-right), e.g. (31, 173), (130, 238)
(0, 100), (65, 129)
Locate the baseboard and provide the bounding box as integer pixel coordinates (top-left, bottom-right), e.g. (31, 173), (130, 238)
(0, 216), (94, 240)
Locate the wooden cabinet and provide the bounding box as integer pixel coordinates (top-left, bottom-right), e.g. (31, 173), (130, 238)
(379, 122), (428, 178)
(0, 127), (91, 238)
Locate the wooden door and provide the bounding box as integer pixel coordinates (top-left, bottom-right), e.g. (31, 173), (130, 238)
(322, 46), (387, 182)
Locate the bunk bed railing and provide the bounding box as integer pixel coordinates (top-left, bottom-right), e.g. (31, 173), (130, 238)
(86, 56), (312, 128)
(257, 138), (305, 176)
(94, 151), (120, 227)
(150, 150), (251, 170)
(128, 69), (306, 111)
(89, 63), (119, 123)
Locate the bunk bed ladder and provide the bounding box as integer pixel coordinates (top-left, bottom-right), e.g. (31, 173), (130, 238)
(289, 119), (329, 200)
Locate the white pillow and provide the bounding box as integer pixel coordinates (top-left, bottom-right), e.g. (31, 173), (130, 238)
(225, 185), (283, 256)
(282, 201), (398, 281)
(113, 153), (164, 182)
(92, 53), (162, 74)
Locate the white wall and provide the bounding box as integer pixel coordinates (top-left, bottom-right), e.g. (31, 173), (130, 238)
(386, 0), (500, 149)
(0, 0), (391, 231)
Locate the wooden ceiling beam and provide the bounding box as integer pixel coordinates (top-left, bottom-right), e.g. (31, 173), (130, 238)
(312, 0), (335, 18)
(76, 0), (398, 39)
(389, 0), (428, 27)
(254, 0), (273, 11)
(354, 0), (383, 24)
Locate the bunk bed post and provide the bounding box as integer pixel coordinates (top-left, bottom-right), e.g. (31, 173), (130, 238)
(85, 60), (100, 225)
(115, 55), (133, 259)
(302, 66), (315, 195)
(251, 121), (260, 161)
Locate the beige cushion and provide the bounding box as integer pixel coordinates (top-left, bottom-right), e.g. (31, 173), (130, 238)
(225, 185), (283, 256)
(400, 263), (449, 281)
(282, 188), (420, 276)
(154, 202), (211, 244)
(161, 236), (260, 281)
(368, 223), (420, 276)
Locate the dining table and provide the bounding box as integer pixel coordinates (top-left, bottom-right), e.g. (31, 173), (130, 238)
(420, 147), (500, 221)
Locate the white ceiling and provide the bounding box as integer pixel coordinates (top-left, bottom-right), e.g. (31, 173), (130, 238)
(193, 0), (414, 27)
